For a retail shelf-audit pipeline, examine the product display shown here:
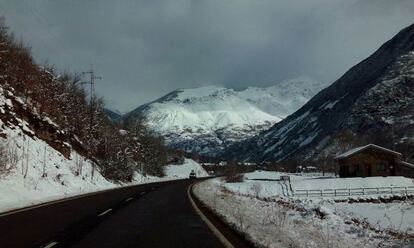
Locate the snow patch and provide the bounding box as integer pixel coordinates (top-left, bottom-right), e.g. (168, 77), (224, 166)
(164, 159), (209, 178)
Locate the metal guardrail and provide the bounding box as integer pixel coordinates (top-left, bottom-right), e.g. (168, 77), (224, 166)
(293, 186), (414, 197)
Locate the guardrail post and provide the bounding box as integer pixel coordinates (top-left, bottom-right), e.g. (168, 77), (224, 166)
(306, 190), (309, 197)
(348, 189), (351, 196)
(320, 190), (323, 197)
(334, 189), (337, 197)
(376, 188), (379, 194)
(362, 188), (365, 195)
(405, 187), (408, 195)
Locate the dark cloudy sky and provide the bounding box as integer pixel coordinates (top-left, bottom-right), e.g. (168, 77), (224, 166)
(0, 0), (413, 112)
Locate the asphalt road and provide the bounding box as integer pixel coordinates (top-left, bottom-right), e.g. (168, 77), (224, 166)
(68, 180), (223, 248)
(0, 179), (229, 248)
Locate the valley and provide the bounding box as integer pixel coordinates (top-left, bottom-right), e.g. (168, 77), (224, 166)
(1, 2), (414, 248)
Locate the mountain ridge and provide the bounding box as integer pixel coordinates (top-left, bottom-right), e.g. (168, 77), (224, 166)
(125, 77), (326, 156)
(226, 23), (414, 163)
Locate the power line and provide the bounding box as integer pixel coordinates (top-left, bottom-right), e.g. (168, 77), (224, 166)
(80, 67), (101, 179)
(81, 68), (102, 98)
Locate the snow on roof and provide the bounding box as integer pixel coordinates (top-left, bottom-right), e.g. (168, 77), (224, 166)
(400, 161), (414, 169)
(336, 144), (402, 159)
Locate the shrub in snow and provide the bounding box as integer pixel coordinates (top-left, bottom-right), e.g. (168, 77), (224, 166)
(0, 140), (18, 174)
(249, 182), (262, 198)
(223, 163), (244, 183)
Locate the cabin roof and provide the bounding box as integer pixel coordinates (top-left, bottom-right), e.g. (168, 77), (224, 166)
(401, 161), (414, 169)
(336, 144), (402, 160)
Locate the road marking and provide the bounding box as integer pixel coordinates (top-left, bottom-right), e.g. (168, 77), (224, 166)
(140, 192), (146, 195)
(187, 183), (235, 248)
(43, 241), (58, 248)
(97, 208), (112, 217)
(125, 197), (133, 202)
(0, 187), (122, 217)
(0, 179), (187, 217)
(1, 179), (171, 217)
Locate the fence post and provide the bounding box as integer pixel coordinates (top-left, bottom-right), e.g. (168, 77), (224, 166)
(390, 187), (393, 194)
(320, 190), (323, 197)
(334, 189), (337, 197)
(362, 188), (365, 195)
(376, 188), (379, 194)
(405, 187), (408, 195)
(306, 190), (309, 197)
(348, 189), (351, 196)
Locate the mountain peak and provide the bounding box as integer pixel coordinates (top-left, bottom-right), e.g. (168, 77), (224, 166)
(126, 77), (326, 156)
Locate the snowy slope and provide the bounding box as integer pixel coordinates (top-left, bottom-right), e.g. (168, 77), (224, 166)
(164, 159), (209, 178)
(128, 77), (325, 156)
(0, 87), (170, 213)
(0, 88), (116, 212)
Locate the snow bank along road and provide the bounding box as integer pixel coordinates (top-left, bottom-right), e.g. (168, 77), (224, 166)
(0, 179), (250, 248)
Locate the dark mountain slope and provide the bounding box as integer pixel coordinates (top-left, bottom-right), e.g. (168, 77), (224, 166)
(103, 108), (123, 123)
(227, 23), (414, 163)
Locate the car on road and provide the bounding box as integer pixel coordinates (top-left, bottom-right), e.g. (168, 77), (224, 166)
(189, 170), (197, 179)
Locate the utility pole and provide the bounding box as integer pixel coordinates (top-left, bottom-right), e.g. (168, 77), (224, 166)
(81, 68), (101, 180)
(82, 69), (102, 101)
(82, 68), (102, 137)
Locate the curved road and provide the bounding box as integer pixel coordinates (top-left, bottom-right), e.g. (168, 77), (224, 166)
(68, 180), (223, 248)
(0, 179), (248, 248)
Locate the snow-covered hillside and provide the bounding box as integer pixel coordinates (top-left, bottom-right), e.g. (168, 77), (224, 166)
(0, 87), (116, 212)
(164, 159), (209, 178)
(128, 77), (325, 156)
(0, 87), (180, 213)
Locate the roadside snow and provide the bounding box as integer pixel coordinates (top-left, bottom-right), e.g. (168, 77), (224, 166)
(334, 201), (414, 233)
(293, 176), (414, 191)
(0, 115), (182, 213)
(164, 159), (209, 178)
(0, 120), (116, 213)
(237, 171), (414, 198)
(194, 178), (407, 248)
(194, 171), (414, 247)
(296, 197), (414, 237)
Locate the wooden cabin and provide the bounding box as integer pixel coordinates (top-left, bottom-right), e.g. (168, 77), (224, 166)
(336, 144), (414, 178)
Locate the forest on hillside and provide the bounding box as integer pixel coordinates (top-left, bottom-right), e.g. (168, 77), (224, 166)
(0, 18), (171, 182)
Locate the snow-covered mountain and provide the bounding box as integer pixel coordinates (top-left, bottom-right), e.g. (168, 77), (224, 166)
(127, 77), (326, 156)
(226, 23), (414, 163)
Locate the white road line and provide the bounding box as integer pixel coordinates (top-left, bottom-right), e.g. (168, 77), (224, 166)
(0, 193), (93, 217)
(0, 180), (189, 218)
(125, 197), (133, 202)
(97, 208), (112, 217)
(187, 183), (235, 248)
(140, 192), (146, 195)
(43, 241), (58, 248)
(0, 185), (127, 217)
(0, 181), (178, 217)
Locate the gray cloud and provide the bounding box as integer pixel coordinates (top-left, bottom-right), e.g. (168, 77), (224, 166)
(0, 0), (413, 112)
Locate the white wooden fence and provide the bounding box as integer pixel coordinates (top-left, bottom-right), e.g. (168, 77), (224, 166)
(293, 186), (414, 197)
